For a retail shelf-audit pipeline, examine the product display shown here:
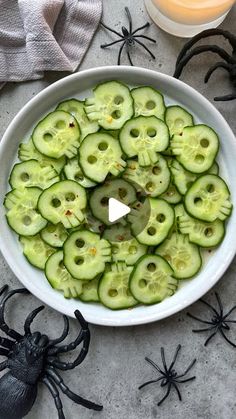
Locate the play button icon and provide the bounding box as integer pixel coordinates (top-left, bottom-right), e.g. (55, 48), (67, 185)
(108, 198), (131, 223)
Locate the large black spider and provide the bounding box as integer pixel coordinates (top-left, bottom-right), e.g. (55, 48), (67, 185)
(0, 285), (102, 419)
(187, 292), (236, 348)
(100, 7), (156, 65)
(174, 28), (236, 101)
(139, 345), (196, 406)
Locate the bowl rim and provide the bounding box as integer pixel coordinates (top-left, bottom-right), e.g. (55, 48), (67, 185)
(0, 65), (236, 326)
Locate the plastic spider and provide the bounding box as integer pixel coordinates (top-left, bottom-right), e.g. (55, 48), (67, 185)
(139, 345), (196, 406)
(0, 285), (102, 419)
(100, 7), (156, 65)
(187, 292), (236, 348)
(174, 28), (236, 101)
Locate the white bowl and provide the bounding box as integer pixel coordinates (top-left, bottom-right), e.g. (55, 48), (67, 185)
(0, 66), (236, 326)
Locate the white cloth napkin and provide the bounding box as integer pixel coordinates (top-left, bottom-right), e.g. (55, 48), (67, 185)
(0, 0), (102, 88)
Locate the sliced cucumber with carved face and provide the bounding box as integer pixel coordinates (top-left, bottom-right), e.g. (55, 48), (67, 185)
(156, 232), (202, 279)
(109, 236), (147, 266)
(9, 160), (60, 190)
(38, 180), (87, 229)
(119, 116), (169, 167)
(175, 204), (225, 247)
(123, 156), (170, 197)
(79, 132), (126, 182)
(4, 187), (47, 236)
(64, 158), (96, 188)
(184, 174), (232, 222)
(45, 250), (83, 298)
(63, 230), (111, 280)
(165, 105), (194, 136)
(85, 81), (134, 130)
(98, 263), (137, 309)
(131, 86), (165, 120)
(41, 223), (68, 248)
(171, 125), (219, 174)
(32, 110), (80, 159)
(20, 235), (55, 269)
(129, 255), (177, 304)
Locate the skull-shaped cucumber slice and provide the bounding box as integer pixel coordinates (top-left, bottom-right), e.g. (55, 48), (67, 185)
(38, 180), (87, 229)
(63, 230), (111, 280)
(9, 160), (60, 190)
(20, 234), (55, 269)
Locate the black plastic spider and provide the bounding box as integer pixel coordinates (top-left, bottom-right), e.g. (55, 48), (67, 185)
(139, 345), (196, 406)
(0, 285), (102, 419)
(174, 28), (236, 101)
(187, 292), (236, 348)
(100, 7), (156, 65)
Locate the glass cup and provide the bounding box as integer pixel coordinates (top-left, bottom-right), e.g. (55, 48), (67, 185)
(144, 0), (235, 37)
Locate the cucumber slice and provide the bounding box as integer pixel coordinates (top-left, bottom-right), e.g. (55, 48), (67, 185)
(79, 132), (126, 182)
(41, 223), (68, 247)
(131, 86), (165, 120)
(89, 179), (136, 225)
(18, 138), (66, 174)
(171, 125), (219, 174)
(4, 187), (47, 236)
(123, 156), (171, 197)
(103, 223), (132, 242)
(110, 237), (147, 265)
(84, 209), (105, 234)
(63, 230), (111, 280)
(175, 204), (225, 247)
(208, 161), (219, 175)
(129, 255), (177, 304)
(119, 116), (169, 166)
(79, 276), (100, 302)
(160, 183), (182, 204)
(133, 198), (174, 246)
(32, 111), (80, 159)
(184, 174), (232, 222)
(99, 129), (120, 140)
(170, 159), (197, 195)
(84, 81), (134, 130)
(156, 232), (202, 279)
(64, 158), (96, 188)
(9, 160), (60, 190)
(98, 263), (137, 309)
(38, 180), (87, 228)
(165, 105), (194, 136)
(56, 99), (99, 140)
(45, 250), (83, 298)
(20, 235), (55, 269)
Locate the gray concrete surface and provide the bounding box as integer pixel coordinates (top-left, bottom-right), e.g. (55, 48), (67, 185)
(0, 1), (236, 418)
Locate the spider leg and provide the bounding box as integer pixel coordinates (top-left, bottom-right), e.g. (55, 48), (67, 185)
(145, 357), (165, 375)
(219, 328), (236, 348)
(174, 45), (232, 79)
(46, 368), (103, 411)
(204, 62), (230, 83)
(0, 348), (9, 357)
(157, 383), (171, 406)
(138, 377), (163, 390)
(204, 330), (218, 346)
(48, 316), (69, 349)
(192, 325), (217, 333)
(48, 311), (87, 356)
(100, 38), (125, 49)
(118, 41), (126, 65)
(134, 35), (156, 43)
(0, 288), (29, 341)
(0, 360), (8, 371)
(42, 376), (65, 419)
(223, 304), (236, 320)
(0, 336), (15, 349)
(134, 39), (155, 59)
(175, 29), (236, 67)
(100, 22), (123, 38)
(24, 305), (45, 336)
(175, 376), (196, 384)
(177, 358), (196, 378)
(161, 347), (168, 373)
(0, 285), (8, 296)
(132, 22), (150, 36)
(187, 312), (214, 325)
(172, 382), (182, 401)
(125, 7), (132, 33)
(214, 92), (236, 101)
(169, 344), (181, 371)
(126, 45), (134, 66)
(199, 297), (219, 316)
